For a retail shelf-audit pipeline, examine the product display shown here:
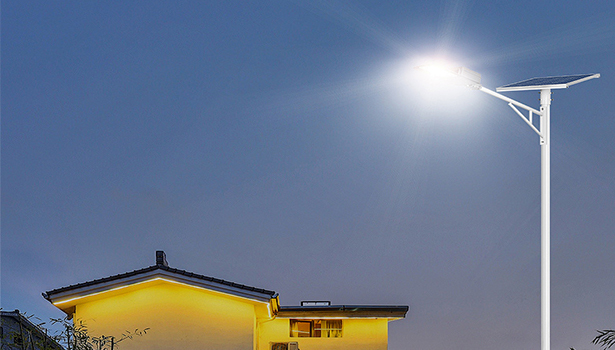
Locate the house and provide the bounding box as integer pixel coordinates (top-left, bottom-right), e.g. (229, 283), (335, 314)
(43, 251), (408, 350)
(1, 309), (64, 350)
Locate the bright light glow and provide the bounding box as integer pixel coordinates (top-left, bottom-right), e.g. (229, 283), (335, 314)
(52, 278), (161, 305)
(416, 63), (459, 79)
(382, 57), (487, 123)
(416, 63), (481, 87)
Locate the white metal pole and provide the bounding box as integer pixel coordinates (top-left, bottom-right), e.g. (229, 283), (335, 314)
(540, 88), (551, 350)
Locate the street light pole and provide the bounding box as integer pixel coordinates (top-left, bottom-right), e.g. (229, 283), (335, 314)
(416, 65), (599, 350)
(540, 88), (551, 350)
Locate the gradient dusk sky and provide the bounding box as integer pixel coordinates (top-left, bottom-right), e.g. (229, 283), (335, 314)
(2, 1), (614, 350)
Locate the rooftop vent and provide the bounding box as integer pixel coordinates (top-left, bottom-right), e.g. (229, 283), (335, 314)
(301, 301), (331, 306)
(156, 250), (168, 267)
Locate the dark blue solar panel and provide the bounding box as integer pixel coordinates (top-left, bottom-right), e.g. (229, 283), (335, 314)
(500, 74), (595, 88)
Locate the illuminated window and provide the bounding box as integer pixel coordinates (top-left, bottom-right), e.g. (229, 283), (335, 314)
(289, 320), (342, 337)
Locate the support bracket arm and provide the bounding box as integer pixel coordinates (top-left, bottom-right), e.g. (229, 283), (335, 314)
(478, 86), (544, 143)
(507, 103), (544, 141)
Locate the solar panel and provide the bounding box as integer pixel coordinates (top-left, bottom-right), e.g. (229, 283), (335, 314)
(497, 73), (600, 92)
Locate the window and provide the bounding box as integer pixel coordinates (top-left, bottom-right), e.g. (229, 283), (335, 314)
(290, 320), (342, 337)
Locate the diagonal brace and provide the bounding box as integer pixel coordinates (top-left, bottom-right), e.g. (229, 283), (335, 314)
(507, 103), (544, 141)
(477, 86), (544, 143)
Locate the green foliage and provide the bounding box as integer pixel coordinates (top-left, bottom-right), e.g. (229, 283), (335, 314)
(571, 330), (615, 350)
(1, 312), (148, 350)
(593, 330), (615, 350)
(48, 317), (149, 350)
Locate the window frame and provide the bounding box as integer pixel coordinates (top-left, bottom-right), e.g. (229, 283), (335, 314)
(289, 319), (342, 338)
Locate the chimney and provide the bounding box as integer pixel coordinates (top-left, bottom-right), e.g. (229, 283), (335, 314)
(156, 251), (168, 267)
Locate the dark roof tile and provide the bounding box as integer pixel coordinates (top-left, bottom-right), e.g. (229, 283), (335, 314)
(44, 264), (276, 298)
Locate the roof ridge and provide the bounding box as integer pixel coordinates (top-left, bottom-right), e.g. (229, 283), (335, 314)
(44, 265), (159, 296)
(44, 263), (276, 299)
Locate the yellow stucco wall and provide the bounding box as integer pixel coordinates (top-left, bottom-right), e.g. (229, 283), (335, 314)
(73, 280), (261, 350)
(258, 318), (389, 350)
(65, 278), (394, 350)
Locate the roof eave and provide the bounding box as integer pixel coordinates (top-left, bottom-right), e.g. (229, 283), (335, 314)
(276, 305), (409, 319)
(45, 267), (276, 307)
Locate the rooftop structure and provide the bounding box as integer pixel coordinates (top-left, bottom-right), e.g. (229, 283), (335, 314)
(43, 251), (408, 350)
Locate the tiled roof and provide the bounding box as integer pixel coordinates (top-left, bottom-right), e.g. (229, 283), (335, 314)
(1, 310), (64, 350)
(277, 305), (409, 318)
(44, 261), (276, 299)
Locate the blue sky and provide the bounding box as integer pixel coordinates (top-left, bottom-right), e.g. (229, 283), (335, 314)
(2, 1), (614, 349)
